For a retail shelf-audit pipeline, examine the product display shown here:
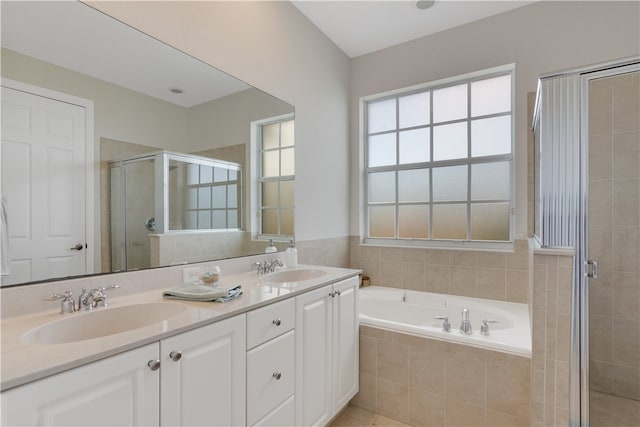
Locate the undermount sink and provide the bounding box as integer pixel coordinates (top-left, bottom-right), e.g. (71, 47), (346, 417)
(22, 302), (187, 345)
(262, 268), (327, 283)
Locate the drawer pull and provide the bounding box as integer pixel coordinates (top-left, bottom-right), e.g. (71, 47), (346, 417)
(147, 360), (161, 371)
(273, 371), (282, 380)
(169, 351), (182, 361)
(272, 318), (282, 326)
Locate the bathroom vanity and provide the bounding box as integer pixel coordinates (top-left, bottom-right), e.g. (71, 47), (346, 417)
(0, 265), (360, 426)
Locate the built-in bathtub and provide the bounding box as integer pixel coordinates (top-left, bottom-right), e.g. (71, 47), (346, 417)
(359, 286), (531, 357)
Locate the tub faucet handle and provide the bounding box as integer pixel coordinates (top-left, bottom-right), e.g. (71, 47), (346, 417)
(460, 307), (472, 335)
(480, 319), (498, 336)
(434, 315), (451, 333)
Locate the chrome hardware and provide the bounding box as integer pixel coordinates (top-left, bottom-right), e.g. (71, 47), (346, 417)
(273, 372), (282, 380)
(255, 259), (283, 275)
(480, 319), (498, 336)
(335, 289), (341, 296)
(273, 319), (282, 326)
(69, 243), (84, 251)
(586, 260), (598, 278)
(460, 307), (472, 335)
(148, 360), (161, 371)
(169, 351), (182, 361)
(44, 291), (76, 314)
(78, 285), (120, 310)
(329, 289), (341, 298)
(145, 217), (156, 232)
(434, 315), (451, 332)
(254, 261), (266, 275)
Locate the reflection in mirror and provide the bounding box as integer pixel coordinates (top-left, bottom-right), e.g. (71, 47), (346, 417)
(0, 1), (294, 286)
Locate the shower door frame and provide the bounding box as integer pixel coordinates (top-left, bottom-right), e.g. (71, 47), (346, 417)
(577, 60), (640, 426)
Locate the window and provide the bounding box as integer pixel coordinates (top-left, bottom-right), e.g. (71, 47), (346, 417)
(364, 65), (514, 247)
(257, 115), (295, 238)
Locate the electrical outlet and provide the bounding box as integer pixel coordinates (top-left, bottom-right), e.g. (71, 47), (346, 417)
(182, 266), (202, 283)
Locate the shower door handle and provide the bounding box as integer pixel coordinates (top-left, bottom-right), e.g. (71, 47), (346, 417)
(585, 260), (598, 278)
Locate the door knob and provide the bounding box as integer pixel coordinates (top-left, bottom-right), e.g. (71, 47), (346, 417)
(169, 351), (182, 361)
(69, 243), (84, 251)
(147, 360), (161, 371)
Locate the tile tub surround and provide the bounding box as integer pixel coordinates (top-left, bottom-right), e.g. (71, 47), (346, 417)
(351, 325), (531, 427)
(350, 238), (532, 304)
(0, 261), (360, 390)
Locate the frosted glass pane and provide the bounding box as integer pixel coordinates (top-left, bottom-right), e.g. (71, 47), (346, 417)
(213, 167), (227, 182)
(369, 171), (395, 203)
(471, 161), (510, 200)
(187, 163), (199, 185)
(262, 182), (277, 207)
(281, 180), (294, 208)
(198, 210), (211, 229)
(399, 205), (429, 239)
(433, 122), (467, 161)
(198, 187), (211, 208)
(399, 92), (430, 128)
(262, 123), (279, 149)
(262, 209), (277, 234)
(281, 147), (294, 176)
(433, 83), (467, 123)
(432, 204), (467, 240)
(368, 133), (396, 167)
(471, 74), (511, 117)
(184, 211), (196, 229)
(471, 203), (509, 241)
(398, 169), (429, 202)
(281, 120), (295, 147)
(212, 211), (227, 229)
(281, 209), (294, 235)
(228, 210), (238, 228)
(471, 115), (511, 157)
(187, 188), (197, 209)
(199, 165), (213, 184)
(369, 205), (395, 238)
(368, 98), (396, 133)
(228, 184), (238, 208)
(212, 186), (226, 208)
(399, 128), (430, 164)
(432, 165), (467, 202)
(262, 150), (279, 178)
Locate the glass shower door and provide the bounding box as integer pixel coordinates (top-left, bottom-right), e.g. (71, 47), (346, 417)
(587, 69), (640, 426)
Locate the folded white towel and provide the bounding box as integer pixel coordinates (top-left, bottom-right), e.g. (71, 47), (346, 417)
(163, 282), (242, 302)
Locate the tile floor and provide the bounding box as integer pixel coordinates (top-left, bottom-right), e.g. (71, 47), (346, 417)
(329, 406), (411, 427)
(590, 391), (640, 427)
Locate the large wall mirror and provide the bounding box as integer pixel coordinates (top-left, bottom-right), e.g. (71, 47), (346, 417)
(0, 1), (294, 286)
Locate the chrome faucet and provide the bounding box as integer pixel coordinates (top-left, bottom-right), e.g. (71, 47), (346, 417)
(480, 319), (498, 336)
(44, 291), (76, 314)
(460, 307), (472, 335)
(434, 315), (451, 332)
(78, 285), (119, 311)
(255, 259), (284, 275)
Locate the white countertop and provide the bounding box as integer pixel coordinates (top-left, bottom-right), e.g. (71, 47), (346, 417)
(0, 265), (360, 391)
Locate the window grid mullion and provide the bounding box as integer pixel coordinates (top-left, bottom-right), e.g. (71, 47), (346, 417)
(467, 82), (472, 241)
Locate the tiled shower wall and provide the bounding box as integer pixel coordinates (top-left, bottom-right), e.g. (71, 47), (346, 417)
(588, 71), (640, 401)
(350, 237), (531, 304)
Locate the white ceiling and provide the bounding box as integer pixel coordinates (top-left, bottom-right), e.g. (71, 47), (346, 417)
(291, 0), (536, 58)
(1, 1), (250, 108)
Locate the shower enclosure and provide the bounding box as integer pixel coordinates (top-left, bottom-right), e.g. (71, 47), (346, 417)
(109, 151), (242, 272)
(534, 58), (639, 426)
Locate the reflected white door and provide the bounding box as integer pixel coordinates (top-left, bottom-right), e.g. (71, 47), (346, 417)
(1, 86), (86, 285)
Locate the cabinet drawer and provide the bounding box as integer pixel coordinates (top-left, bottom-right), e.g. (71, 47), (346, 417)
(253, 395), (295, 427)
(247, 330), (295, 425)
(247, 298), (294, 349)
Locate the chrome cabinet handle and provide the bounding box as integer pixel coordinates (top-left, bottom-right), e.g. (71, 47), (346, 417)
(148, 360), (161, 371)
(272, 319), (281, 326)
(69, 243), (84, 251)
(169, 351), (182, 361)
(586, 260), (598, 278)
(273, 372), (282, 380)
(329, 289), (342, 298)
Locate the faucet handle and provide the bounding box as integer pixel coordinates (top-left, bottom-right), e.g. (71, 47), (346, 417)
(434, 315), (451, 332)
(480, 319), (498, 336)
(44, 291), (76, 314)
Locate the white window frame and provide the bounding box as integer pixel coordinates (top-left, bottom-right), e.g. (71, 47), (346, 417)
(250, 113), (295, 240)
(360, 64), (515, 250)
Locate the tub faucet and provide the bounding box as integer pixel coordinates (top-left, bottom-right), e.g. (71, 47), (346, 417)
(460, 307), (472, 335)
(434, 315), (451, 332)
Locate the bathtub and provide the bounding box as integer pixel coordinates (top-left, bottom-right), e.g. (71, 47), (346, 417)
(359, 286), (531, 357)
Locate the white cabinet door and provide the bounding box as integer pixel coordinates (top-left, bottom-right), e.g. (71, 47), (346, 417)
(1, 343), (159, 426)
(332, 276), (359, 412)
(160, 314), (246, 427)
(295, 285), (333, 427)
